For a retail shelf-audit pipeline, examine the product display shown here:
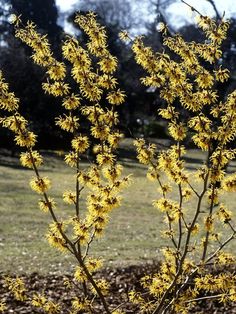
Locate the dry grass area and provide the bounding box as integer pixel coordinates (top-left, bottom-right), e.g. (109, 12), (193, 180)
(0, 144), (235, 275)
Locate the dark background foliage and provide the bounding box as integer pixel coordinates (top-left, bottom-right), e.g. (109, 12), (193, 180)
(0, 0), (235, 149)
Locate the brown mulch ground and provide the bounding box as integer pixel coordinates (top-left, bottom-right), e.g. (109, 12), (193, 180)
(1, 263), (236, 313)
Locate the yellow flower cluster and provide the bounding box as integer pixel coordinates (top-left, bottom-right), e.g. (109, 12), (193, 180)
(69, 163), (131, 240)
(38, 197), (56, 213)
(12, 19), (68, 96)
(134, 138), (157, 165)
(4, 277), (27, 302)
(158, 146), (188, 184)
(90, 278), (110, 296)
(5, 12), (132, 313)
(222, 173), (236, 192)
(74, 257), (103, 283)
(20, 151), (43, 169)
(70, 296), (90, 313)
(0, 75), (38, 151)
(32, 293), (61, 314)
(2, 8), (235, 314)
(29, 176), (51, 194)
(0, 302), (6, 312)
(195, 273), (236, 295)
(46, 222), (67, 252)
(0, 71), (19, 112)
(128, 7), (236, 314)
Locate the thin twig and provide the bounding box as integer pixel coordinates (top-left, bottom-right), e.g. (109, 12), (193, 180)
(181, 0), (203, 16)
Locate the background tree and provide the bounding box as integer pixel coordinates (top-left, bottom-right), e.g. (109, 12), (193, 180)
(0, 0), (65, 150)
(0, 0), (235, 148)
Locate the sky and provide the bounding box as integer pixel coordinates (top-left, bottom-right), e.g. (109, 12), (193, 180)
(55, 0), (236, 33)
(165, 0), (236, 27)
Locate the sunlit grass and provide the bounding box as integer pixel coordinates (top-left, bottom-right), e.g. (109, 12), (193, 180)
(0, 147), (235, 274)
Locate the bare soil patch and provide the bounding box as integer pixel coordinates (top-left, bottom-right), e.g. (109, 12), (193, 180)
(1, 263), (236, 313)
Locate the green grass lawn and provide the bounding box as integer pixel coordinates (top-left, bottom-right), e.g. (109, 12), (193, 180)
(0, 146), (235, 275)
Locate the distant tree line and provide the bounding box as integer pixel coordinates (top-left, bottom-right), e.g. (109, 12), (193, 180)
(0, 0), (235, 149)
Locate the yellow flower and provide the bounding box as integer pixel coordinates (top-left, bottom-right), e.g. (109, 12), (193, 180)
(136, 144), (156, 165)
(62, 94), (81, 110)
(55, 114), (79, 133)
(20, 151), (43, 168)
(31, 51), (53, 67)
(32, 293), (47, 307)
(160, 87), (175, 104)
(146, 166), (160, 181)
(207, 21), (229, 44)
(182, 188), (192, 201)
(38, 197), (56, 212)
(112, 310), (125, 314)
(91, 279), (110, 296)
(46, 61), (66, 80)
(102, 164), (123, 182)
(78, 171), (92, 186)
(141, 74), (165, 88)
(103, 195), (121, 210)
(215, 252), (235, 266)
(42, 81), (70, 97)
(107, 89), (126, 105)
(1, 114), (27, 133)
(195, 274), (219, 293)
(4, 277), (27, 302)
(195, 69), (214, 88)
(159, 106), (179, 120)
(10, 14), (22, 26)
(119, 30), (130, 41)
(14, 131), (37, 147)
(216, 204), (232, 224)
(91, 213), (108, 231)
(214, 66), (230, 82)
(74, 266), (87, 282)
(196, 15), (214, 31)
(71, 135), (89, 153)
(206, 188), (220, 205)
(195, 166), (209, 181)
(98, 74), (118, 89)
(188, 115), (211, 132)
(153, 198), (179, 212)
(99, 54), (117, 73)
(46, 226), (67, 252)
(63, 191), (76, 205)
(72, 219), (89, 243)
(168, 122), (187, 141)
(107, 132), (123, 148)
(64, 152), (78, 167)
(0, 90), (19, 112)
(80, 81), (103, 101)
(43, 300), (61, 313)
(157, 22), (168, 35)
(222, 174), (236, 192)
(30, 176), (51, 194)
(192, 132), (211, 151)
(209, 167), (225, 184)
(91, 124), (110, 140)
(85, 257), (103, 273)
(0, 302), (7, 312)
(71, 297), (89, 311)
(190, 223), (199, 235)
(129, 291), (145, 305)
(210, 149), (234, 168)
(204, 215), (214, 232)
(97, 152), (115, 166)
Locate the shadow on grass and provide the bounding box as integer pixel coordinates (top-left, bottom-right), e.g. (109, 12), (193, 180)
(0, 149), (25, 170)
